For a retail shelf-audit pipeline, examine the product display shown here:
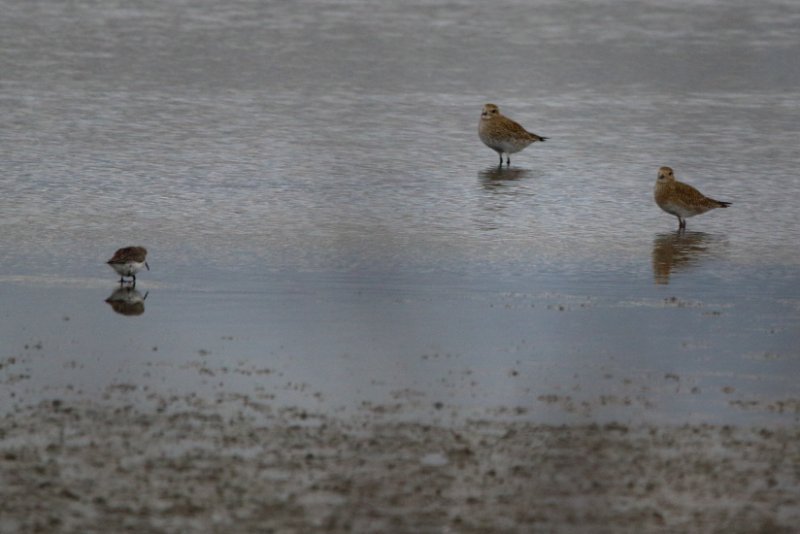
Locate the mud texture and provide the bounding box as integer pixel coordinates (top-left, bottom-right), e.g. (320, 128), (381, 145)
(1, 399), (798, 533)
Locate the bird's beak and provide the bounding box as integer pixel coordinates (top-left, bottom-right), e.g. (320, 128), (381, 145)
(145, 262), (150, 270)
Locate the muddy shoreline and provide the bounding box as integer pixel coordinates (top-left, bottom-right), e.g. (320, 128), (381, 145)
(2, 398), (798, 533)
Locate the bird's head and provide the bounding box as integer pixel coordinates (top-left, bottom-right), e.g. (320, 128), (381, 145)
(657, 166), (675, 182)
(481, 103), (500, 120)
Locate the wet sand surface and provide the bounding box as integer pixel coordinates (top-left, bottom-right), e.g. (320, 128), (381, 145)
(2, 398), (799, 534)
(2, 278), (800, 533)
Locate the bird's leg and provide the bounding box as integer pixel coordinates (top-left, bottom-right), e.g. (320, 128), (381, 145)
(497, 152), (503, 167)
(678, 217), (686, 230)
(119, 277), (124, 285)
(506, 156), (511, 167)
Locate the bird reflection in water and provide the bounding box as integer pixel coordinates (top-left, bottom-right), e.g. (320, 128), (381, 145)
(652, 230), (717, 284)
(478, 166), (531, 187)
(105, 287), (149, 316)
(476, 167), (533, 231)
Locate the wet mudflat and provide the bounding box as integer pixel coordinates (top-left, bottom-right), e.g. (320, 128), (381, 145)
(2, 399), (799, 534)
(2, 275), (799, 532)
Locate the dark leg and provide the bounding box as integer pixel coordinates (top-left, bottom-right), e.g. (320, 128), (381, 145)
(506, 156), (511, 167)
(497, 152), (503, 167)
(132, 274), (136, 287)
(119, 277), (124, 285)
(678, 217), (686, 229)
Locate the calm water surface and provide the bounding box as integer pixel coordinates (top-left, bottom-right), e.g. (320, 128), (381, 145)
(1, 0), (799, 424)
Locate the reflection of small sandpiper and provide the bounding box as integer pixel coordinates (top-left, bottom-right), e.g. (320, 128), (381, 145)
(654, 167), (730, 230)
(105, 287), (149, 316)
(107, 246), (149, 286)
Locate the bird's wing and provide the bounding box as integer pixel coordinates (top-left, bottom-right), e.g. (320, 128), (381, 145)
(108, 247), (146, 263)
(512, 117), (547, 141)
(500, 116), (544, 140)
(673, 181), (718, 208)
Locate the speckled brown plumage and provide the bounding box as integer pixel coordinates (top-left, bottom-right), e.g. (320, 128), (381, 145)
(478, 103), (547, 167)
(654, 167), (730, 229)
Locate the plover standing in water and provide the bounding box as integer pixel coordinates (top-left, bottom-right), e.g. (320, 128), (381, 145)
(107, 246), (149, 285)
(478, 103), (548, 167)
(654, 167), (731, 229)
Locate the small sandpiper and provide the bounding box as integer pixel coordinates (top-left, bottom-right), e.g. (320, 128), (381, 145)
(107, 246), (149, 285)
(654, 166), (731, 230)
(478, 103), (548, 167)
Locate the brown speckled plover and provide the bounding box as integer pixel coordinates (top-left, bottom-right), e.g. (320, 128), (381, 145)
(654, 167), (731, 230)
(478, 103), (548, 167)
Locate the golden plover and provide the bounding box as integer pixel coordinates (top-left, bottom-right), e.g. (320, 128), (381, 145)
(478, 103), (548, 167)
(654, 167), (730, 230)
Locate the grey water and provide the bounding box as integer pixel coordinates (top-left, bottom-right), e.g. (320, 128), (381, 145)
(1, 0), (799, 424)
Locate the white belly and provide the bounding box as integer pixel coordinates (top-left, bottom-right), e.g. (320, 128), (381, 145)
(110, 261), (145, 277)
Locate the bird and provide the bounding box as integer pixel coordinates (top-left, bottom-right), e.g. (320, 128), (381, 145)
(654, 167), (731, 230)
(107, 246), (149, 285)
(478, 103), (548, 167)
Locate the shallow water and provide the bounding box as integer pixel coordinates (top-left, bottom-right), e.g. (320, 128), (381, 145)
(1, 0), (800, 425)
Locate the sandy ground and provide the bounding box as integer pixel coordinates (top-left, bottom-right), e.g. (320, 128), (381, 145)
(1, 397), (798, 534)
